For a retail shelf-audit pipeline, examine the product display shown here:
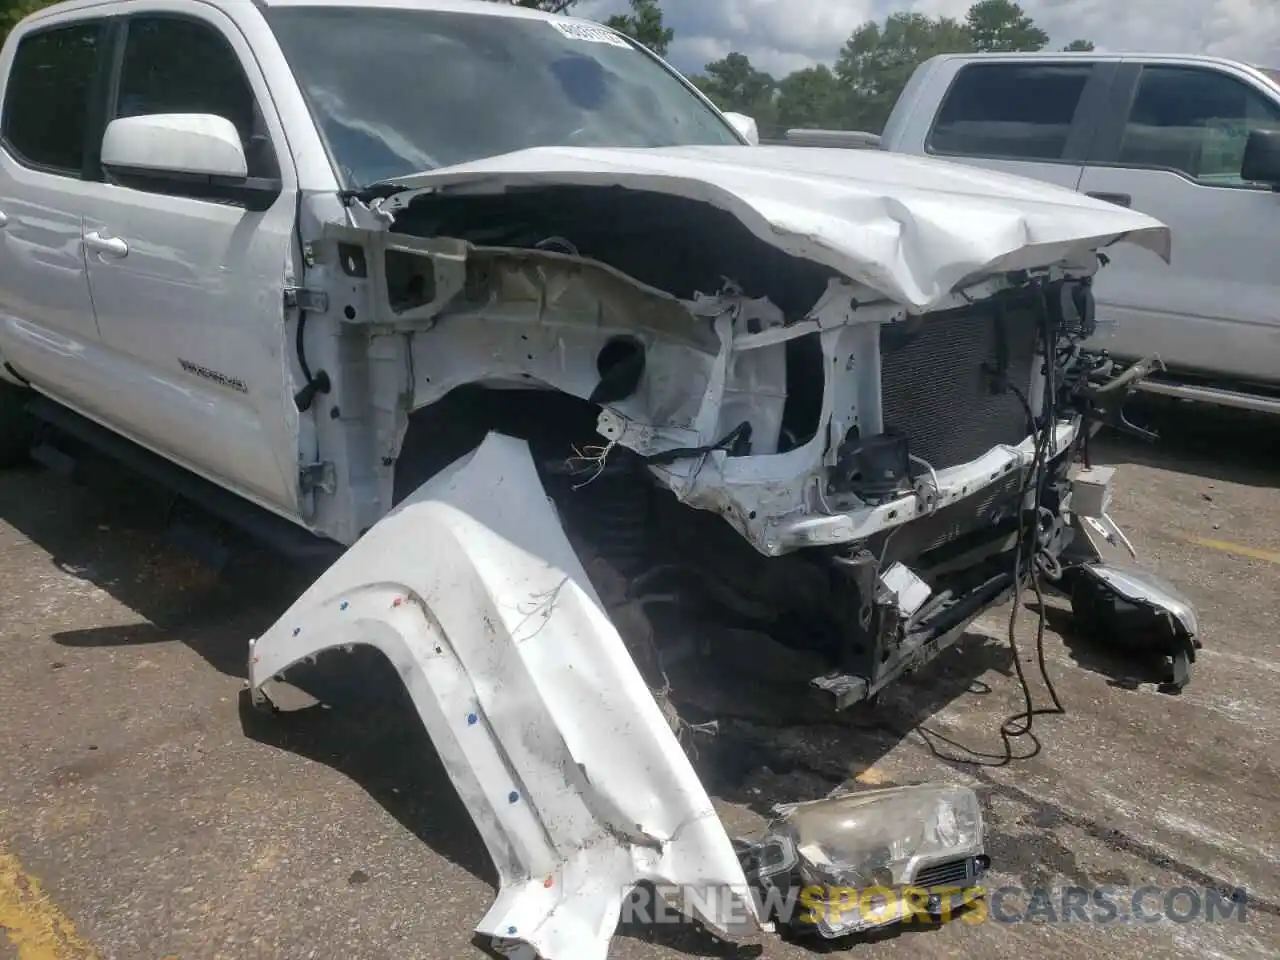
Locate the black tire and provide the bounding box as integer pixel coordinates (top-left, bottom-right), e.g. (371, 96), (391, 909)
(0, 380), (35, 467)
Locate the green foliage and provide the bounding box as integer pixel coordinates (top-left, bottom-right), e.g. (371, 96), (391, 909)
(695, 0), (1092, 137)
(965, 0), (1048, 52)
(699, 52), (776, 110)
(2, 0), (58, 45)
(689, 52), (779, 133)
(502, 0), (579, 12)
(835, 12), (974, 132)
(605, 0), (672, 56)
(1063, 38), (1096, 51)
(776, 65), (846, 130)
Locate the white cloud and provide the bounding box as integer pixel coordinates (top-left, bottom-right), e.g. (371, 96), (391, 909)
(579, 0), (1280, 76)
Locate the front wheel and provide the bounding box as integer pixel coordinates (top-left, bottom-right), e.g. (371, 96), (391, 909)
(0, 379), (35, 467)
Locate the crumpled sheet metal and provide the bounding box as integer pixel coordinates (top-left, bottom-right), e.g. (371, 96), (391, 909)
(248, 433), (759, 959)
(381, 143), (1171, 313)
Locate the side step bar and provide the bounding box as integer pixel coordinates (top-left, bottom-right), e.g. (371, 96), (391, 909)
(26, 395), (344, 562)
(1136, 379), (1280, 416)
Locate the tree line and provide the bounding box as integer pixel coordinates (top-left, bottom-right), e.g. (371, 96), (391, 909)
(514, 0), (1095, 137)
(2, 0), (1093, 137)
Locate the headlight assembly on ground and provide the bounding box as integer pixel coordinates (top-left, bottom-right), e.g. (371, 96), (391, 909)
(738, 782), (990, 939)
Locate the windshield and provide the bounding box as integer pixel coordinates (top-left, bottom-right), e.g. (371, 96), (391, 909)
(266, 6), (741, 188)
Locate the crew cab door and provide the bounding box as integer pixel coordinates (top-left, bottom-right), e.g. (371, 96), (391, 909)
(77, 6), (301, 515)
(914, 59), (1115, 192)
(0, 16), (105, 394)
(1078, 62), (1280, 383)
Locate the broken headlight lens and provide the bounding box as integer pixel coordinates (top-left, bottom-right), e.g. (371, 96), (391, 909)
(773, 783), (985, 937)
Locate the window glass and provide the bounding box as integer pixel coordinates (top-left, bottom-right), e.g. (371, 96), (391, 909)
(265, 6), (740, 189)
(116, 15), (273, 175)
(1119, 66), (1280, 185)
(0, 22), (101, 174)
(929, 63), (1093, 161)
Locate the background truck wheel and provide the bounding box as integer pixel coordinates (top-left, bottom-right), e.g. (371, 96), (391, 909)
(0, 380), (35, 467)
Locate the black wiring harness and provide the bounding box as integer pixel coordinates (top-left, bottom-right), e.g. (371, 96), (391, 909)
(916, 279), (1070, 767)
(1000, 282), (1067, 755)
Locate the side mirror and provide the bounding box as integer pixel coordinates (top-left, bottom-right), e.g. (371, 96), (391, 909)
(1241, 128), (1280, 188)
(103, 113), (247, 177)
(101, 113), (280, 210)
(723, 111), (760, 146)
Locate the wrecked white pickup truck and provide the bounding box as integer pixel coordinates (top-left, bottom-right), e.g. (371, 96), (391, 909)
(0, 0), (1201, 956)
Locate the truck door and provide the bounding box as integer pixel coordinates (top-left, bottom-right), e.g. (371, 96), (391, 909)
(1078, 62), (1280, 384)
(0, 17), (105, 397)
(917, 59), (1114, 192)
(77, 7), (301, 517)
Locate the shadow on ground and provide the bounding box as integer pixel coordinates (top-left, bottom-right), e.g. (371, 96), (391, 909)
(237, 655), (498, 885)
(1038, 602), (1180, 694)
(3, 456), (312, 676)
(1090, 396), (1280, 488)
(681, 633), (1020, 809)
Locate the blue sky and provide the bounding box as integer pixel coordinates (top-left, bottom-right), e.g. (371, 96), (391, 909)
(578, 0), (1280, 77)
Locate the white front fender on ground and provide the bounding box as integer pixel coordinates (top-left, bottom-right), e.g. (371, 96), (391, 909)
(247, 433), (760, 960)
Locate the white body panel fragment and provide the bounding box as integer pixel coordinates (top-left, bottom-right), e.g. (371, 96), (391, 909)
(248, 433), (760, 960)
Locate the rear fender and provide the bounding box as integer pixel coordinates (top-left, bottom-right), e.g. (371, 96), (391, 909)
(247, 432), (759, 959)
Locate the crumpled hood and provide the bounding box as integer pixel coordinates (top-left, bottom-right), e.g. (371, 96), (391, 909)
(381, 144), (1171, 312)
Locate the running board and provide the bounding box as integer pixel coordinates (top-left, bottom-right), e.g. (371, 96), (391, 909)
(25, 396), (343, 562)
(1136, 379), (1280, 415)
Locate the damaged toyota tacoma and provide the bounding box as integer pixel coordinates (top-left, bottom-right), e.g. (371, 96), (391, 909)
(0, 0), (1201, 957)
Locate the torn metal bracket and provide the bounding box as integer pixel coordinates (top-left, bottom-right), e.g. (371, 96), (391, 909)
(299, 460), (336, 496)
(806, 279), (906, 329)
(1078, 354), (1165, 442)
(810, 672), (870, 710)
(283, 286), (329, 314)
(813, 577), (1013, 711)
(317, 222), (470, 328)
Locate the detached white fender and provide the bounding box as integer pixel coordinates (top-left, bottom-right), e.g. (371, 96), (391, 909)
(248, 433), (760, 959)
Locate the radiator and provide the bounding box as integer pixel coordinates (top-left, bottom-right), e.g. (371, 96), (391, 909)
(880, 300), (1039, 471)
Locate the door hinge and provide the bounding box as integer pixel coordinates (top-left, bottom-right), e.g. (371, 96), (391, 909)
(284, 286), (329, 313)
(299, 460), (336, 496)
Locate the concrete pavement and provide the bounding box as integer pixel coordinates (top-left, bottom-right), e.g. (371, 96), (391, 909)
(1, 400), (1277, 960)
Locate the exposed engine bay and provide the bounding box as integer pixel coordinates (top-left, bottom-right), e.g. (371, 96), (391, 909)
(318, 184), (1164, 710)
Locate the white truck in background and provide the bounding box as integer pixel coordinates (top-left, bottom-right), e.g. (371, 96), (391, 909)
(0, 3), (1203, 957)
(876, 52), (1280, 418)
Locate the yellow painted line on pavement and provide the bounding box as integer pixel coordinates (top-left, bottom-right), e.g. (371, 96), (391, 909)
(1185, 536), (1280, 566)
(0, 849), (96, 960)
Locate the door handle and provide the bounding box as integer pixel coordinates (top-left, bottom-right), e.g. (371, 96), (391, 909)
(84, 230), (128, 258)
(1085, 191), (1132, 208)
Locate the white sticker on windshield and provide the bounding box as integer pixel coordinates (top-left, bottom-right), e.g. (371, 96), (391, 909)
(550, 21), (632, 48)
